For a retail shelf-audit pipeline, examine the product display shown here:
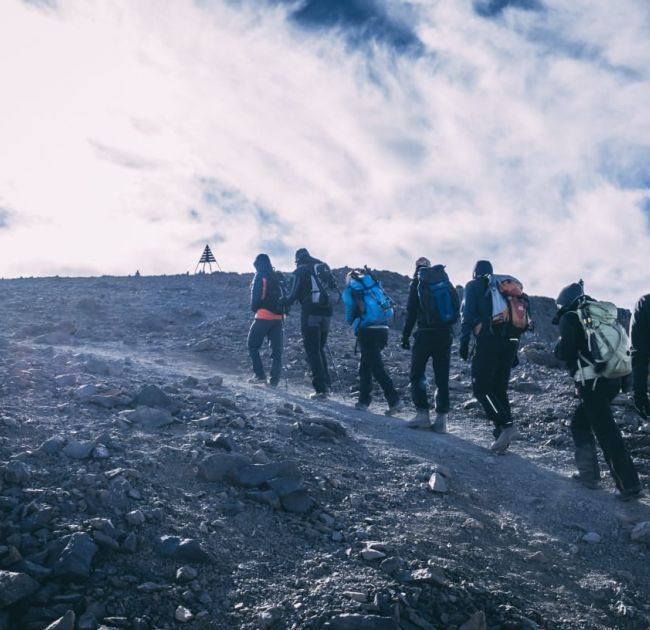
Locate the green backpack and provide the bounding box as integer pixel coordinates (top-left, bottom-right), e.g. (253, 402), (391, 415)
(575, 300), (632, 384)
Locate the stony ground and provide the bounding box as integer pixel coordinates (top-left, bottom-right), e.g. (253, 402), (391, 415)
(0, 271), (649, 630)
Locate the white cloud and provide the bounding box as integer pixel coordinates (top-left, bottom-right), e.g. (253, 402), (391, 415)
(0, 0), (649, 306)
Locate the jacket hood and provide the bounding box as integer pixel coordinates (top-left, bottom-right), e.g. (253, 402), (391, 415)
(473, 260), (493, 279)
(295, 248), (311, 265)
(253, 253), (274, 275)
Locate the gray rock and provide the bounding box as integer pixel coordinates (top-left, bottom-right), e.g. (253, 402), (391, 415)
(155, 536), (212, 563)
(0, 570), (39, 607)
(125, 510), (145, 526)
(122, 406), (174, 429)
(39, 435), (66, 455)
(43, 610), (76, 630)
(74, 384), (98, 400)
(4, 461), (30, 485)
(55, 374), (77, 387)
(133, 384), (178, 411)
(230, 461), (301, 487)
(63, 440), (96, 459)
(428, 473), (448, 493)
(176, 566), (198, 583)
(197, 453), (251, 482)
(323, 614), (397, 629)
(459, 611), (486, 630)
(582, 532), (601, 544)
(88, 390), (132, 409)
(631, 521), (650, 544)
(205, 433), (235, 452)
(53, 532), (98, 580)
(121, 532), (138, 553)
(279, 488), (313, 514)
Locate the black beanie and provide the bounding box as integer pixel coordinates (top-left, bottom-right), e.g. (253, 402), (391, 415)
(473, 260), (493, 279)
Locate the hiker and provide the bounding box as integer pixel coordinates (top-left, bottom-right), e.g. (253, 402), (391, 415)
(284, 248), (338, 400)
(553, 281), (642, 500)
(459, 260), (531, 453)
(343, 268), (402, 415)
(402, 258), (460, 432)
(247, 253), (286, 387)
(631, 294), (650, 420)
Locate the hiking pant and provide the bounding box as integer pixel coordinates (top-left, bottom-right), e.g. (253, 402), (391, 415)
(247, 319), (283, 384)
(410, 328), (452, 413)
(301, 313), (331, 394)
(472, 334), (518, 428)
(358, 327), (399, 407)
(572, 378), (640, 493)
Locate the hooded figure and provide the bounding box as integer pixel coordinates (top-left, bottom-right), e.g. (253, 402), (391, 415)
(247, 253), (285, 387)
(459, 259), (526, 454)
(553, 282), (641, 500)
(284, 248), (336, 399)
(402, 258), (460, 432)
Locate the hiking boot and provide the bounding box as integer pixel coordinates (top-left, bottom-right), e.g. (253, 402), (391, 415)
(407, 409), (431, 429)
(354, 402), (369, 411)
(431, 413), (448, 434)
(247, 376), (266, 385)
(571, 473), (600, 490)
(309, 391), (328, 401)
(266, 379), (279, 388)
(615, 487), (643, 502)
(385, 399), (404, 417)
(489, 425), (519, 454)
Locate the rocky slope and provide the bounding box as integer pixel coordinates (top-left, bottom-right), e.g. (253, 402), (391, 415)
(0, 271), (649, 630)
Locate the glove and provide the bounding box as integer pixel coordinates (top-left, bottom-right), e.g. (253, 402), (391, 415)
(459, 339), (469, 362)
(401, 336), (411, 350)
(634, 391), (650, 420)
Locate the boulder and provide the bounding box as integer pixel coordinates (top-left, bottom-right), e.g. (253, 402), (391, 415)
(230, 461), (301, 488)
(197, 453), (251, 482)
(53, 532), (98, 580)
(133, 384), (178, 412)
(0, 570), (39, 607)
(631, 521), (650, 544)
(122, 406), (174, 429)
(63, 440), (96, 459)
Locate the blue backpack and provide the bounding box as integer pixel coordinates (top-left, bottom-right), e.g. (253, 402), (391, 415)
(417, 265), (459, 325)
(347, 268), (395, 331)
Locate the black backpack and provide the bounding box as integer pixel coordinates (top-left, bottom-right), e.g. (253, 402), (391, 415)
(309, 262), (340, 307)
(417, 265), (459, 325)
(262, 271), (290, 315)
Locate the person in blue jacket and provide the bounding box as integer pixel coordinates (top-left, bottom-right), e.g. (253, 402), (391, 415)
(342, 270), (402, 415)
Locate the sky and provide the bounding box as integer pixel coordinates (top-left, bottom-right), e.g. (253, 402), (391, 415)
(0, 0), (649, 306)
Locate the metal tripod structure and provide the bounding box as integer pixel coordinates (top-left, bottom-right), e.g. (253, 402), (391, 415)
(194, 244), (222, 274)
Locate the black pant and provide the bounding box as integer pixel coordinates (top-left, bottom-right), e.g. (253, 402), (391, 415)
(572, 378), (640, 493)
(301, 313), (331, 394)
(358, 328), (399, 406)
(410, 328), (452, 413)
(472, 334), (518, 428)
(247, 319), (283, 384)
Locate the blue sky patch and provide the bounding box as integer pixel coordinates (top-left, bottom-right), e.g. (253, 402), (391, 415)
(473, 0), (544, 18)
(599, 143), (650, 190)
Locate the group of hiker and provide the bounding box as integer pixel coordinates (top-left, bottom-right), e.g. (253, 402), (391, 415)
(247, 249), (649, 501)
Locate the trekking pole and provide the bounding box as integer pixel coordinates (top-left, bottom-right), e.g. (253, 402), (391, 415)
(325, 343), (346, 399)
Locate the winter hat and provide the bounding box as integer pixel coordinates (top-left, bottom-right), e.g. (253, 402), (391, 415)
(415, 257), (431, 268)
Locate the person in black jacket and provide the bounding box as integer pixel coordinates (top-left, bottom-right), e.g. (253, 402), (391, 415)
(554, 282), (641, 500)
(247, 254), (285, 387)
(285, 248), (335, 400)
(402, 258), (459, 432)
(631, 294), (650, 420)
(459, 260), (521, 453)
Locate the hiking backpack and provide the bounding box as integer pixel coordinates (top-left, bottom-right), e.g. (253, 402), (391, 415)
(263, 270), (290, 316)
(309, 262), (340, 307)
(488, 275), (530, 331)
(575, 300), (632, 382)
(417, 265), (459, 325)
(347, 268), (395, 331)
